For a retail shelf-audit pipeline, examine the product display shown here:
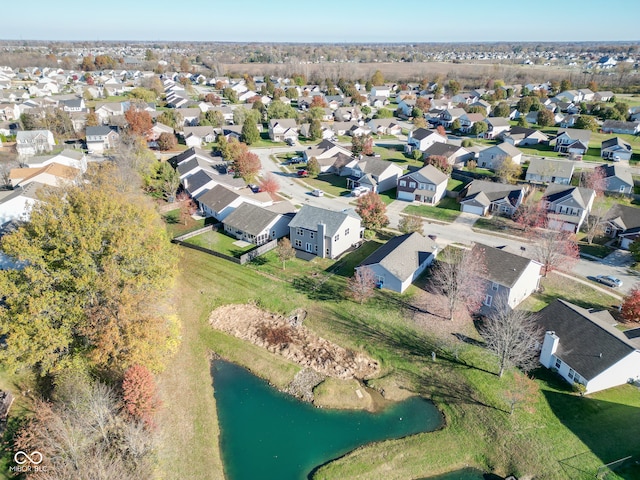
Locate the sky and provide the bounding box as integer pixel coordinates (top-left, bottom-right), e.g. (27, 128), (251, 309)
(4, 0), (640, 43)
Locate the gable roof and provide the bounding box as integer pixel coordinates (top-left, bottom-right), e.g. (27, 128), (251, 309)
(473, 244), (540, 288)
(543, 185), (594, 209)
(197, 184), (240, 212)
(411, 128), (443, 141)
(222, 203), (281, 236)
(462, 180), (524, 205)
(288, 205), (360, 237)
(359, 232), (437, 281)
(596, 164), (633, 187)
(526, 157), (574, 178)
(557, 128), (592, 143)
(536, 299), (637, 381)
(601, 136), (632, 151)
(486, 117), (511, 128)
(355, 157), (399, 177)
(604, 204), (640, 233)
(508, 126), (549, 140)
(401, 164), (448, 185)
(423, 143), (466, 158)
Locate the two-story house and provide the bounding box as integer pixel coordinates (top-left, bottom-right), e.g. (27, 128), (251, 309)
(268, 118), (299, 142)
(406, 128), (447, 153)
(397, 165), (448, 205)
(542, 185), (595, 233)
(483, 117), (511, 139)
(15, 130), (55, 157)
(85, 126), (119, 154)
(437, 108), (466, 128)
(343, 157), (403, 193)
(553, 128), (591, 156)
(525, 157), (574, 185)
(288, 205), (363, 259)
(458, 112), (486, 133)
(604, 204), (640, 249)
(477, 143), (523, 169)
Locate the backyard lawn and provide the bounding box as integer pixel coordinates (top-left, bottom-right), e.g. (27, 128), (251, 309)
(163, 208), (206, 237)
(403, 196), (461, 222)
(184, 229), (255, 257)
(305, 174), (351, 197)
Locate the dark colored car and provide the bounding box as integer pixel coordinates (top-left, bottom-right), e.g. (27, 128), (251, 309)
(595, 275), (623, 288)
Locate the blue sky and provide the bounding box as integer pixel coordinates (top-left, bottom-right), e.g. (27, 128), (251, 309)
(4, 0), (640, 43)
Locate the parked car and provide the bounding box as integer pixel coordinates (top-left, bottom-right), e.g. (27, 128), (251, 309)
(351, 186), (370, 197)
(247, 184), (260, 193)
(594, 275), (623, 288)
(297, 169), (309, 177)
(311, 189), (324, 197)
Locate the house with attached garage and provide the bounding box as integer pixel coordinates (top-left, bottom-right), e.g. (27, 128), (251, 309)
(288, 205), (363, 259)
(603, 204), (640, 249)
(422, 143), (472, 167)
(542, 185), (595, 233)
(437, 108), (466, 128)
(458, 112), (486, 133)
(601, 137), (633, 161)
(15, 130), (55, 156)
(367, 118), (402, 136)
(525, 157), (574, 185)
(593, 164), (634, 195)
(552, 128), (591, 156)
(303, 139), (352, 163)
(473, 244), (542, 309)
(342, 157), (403, 193)
(483, 117), (511, 139)
(356, 232), (438, 293)
(477, 142), (523, 169)
(460, 180), (526, 216)
(182, 126), (218, 148)
(197, 184), (272, 221)
(537, 299), (640, 394)
(406, 128), (447, 153)
(268, 118), (299, 142)
(601, 120), (640, 136)
(397, 165), (448, 205)
(85, 126), (119, 154)
(501, 126), (549, 146)
(222, 203), (293, 246)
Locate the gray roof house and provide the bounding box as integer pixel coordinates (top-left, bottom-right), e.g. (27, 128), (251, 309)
(196, 184), (272, 221)
(477, 142), (523, 169)
(542, 185), (595, 233)
(356, 232), (438, 293)
(601, 120), (640, 136)
(553, 128), (591, 156)
(422, 143), (472, 167)
(222, 203), (292, 246)
(501, 126), (549, 146)
(525, 158), (575, 185)
(538, 299), (640, 394)
(473, 244), (542, 309)
(288, 205), (363, 259)
(601, 137), (633, 161)
(397, 165), (448, 205)
(343, 157), (403, 193)
(604, 204), (640, 249)
(460, 180), (526, 217)
(406, 128), (447, 153)
(16, 129), (55, 156)
(594, 164), (634, 195)
(483, 117), (511, 139)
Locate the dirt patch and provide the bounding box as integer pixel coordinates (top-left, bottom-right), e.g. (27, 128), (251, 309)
(208, 304), (380, 380)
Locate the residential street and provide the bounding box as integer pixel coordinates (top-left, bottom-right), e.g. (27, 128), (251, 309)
(253, 144), (640, 296)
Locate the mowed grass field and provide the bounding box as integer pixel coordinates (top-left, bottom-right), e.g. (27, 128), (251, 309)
(155, 244), (640, 480)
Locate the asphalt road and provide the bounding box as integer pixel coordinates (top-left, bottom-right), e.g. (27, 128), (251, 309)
(253, 144), (639, 296)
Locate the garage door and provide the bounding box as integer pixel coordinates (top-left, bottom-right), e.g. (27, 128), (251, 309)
(461, 204), (485, 216)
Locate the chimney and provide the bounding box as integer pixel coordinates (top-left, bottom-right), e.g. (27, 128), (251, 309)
(317, 223), (326, 258)
(540, 331), (559, 368)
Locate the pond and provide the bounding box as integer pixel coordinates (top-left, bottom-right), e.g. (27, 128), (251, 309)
(212, 360), (444, 480)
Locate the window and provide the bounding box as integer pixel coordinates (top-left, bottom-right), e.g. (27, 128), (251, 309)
(334, 234), (339, 242)
(484, 295), (492, 307)
(294, 239), (302, 248)
(399, 180), (406, 187)
(310, 232), (314, 239)
(409, 182), (416, 188)
(555, 357), (562, 369)
(345, 228), (349, 236)
(297, 228), (304, 236)
(568, 368), (575, 380)
(314, 245), (318, 252)
(325, 248), (330, 256)
(573, 372), (582, 383)
(419, 183), (426, 190)
(491, 282), (499, 291)
(619, 185), (626, 193)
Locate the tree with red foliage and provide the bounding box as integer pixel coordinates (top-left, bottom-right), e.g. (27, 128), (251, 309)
(356, 191), (389, 230)
(582, 166), (606, 197)
(621, 285), (640, 323)
(436, 125), (447, 136)
(125, 106), (153, 136)
(416, 97), (431, 112)
(530, 229), (579, 276)
(122, 364), (161, 428)
(310, 96), (327, 108)
(348, 267), (377, 304)
(204, 93), (221, 105)
(513, 195), (548, 231)
(362, 134), (374, 156)
(157, 132), (177, 151)
(424, 154), (452, 174)
(259, 172), (280, 194)
(233, 149), (262, 183)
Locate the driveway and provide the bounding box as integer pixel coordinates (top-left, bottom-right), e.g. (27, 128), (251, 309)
(451, 212), (480, 228)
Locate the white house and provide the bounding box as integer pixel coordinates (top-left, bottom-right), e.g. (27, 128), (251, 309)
(222, 203), (292, 246)
(343, 157), (403, 194)
(525, 158), (574, 185)
(268, 119), (299, 142)
(356, 232), (438, 293)
(0, 182), (44, 226)
(537, 299), (640, 394)
(86, 126), (119, 154)
(477, 143), (523, 169)
(406, 128), (447, 153)
(16, 130), (55, 157)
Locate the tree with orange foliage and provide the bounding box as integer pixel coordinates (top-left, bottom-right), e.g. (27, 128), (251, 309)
(233, 149), (262, 183)
(125, 105), (153, 136)
(436, 125), (446, 136)
(310, 96), (327, 108)
(122, 364), (161, 428)
(621, 286), (640, 324)
(259, 173), (280, 194)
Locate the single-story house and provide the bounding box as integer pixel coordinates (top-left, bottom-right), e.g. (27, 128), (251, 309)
(0, 181), (44, 226)
(288, 205), (363, 259)
(9, 162), (81, 188)
(356, 232), (438, 293)
(594, 164), (634, 195)
(538, 299), (640, 394)
(422, 143), (472, 167)
(460, 180), (526, 216)
(604, 204), (640, 249)
(303, 139), (352, 162)
(222, 203), (292, 245)
(501, 126), (549, 146)
(343, 157), (403, 193)
(542, 185), (595, 233)
(601, 120), (640, 136)
(601, 137), (633, 161)
(473, 244), (542, 309)
(525, 157), (574, 185)
(397, 165), (448, 205)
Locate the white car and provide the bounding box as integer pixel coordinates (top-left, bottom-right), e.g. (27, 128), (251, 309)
(351, 186), (370, 197)
(311, 189), (324, 197)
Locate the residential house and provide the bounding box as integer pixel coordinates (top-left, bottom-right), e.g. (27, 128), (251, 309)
(356, 232), (438, 293)
(176, 107), (202, 127)
(397, 165), (448, 204)
(21, 149), (87, 173)
(0, 182), (44, 226)
(406, 128), (447, 153)
(604, 204), (640, 249)
(197, 184), (271, 221)
(9, 163), (80, 188)
(525, 158), (574, 185)
(370, 86), (391, 98)
(396, 98), (417, 117)
(595, 91), (615, 102)
(473, 244), (542, 309)
(422, 143), (472, 167)
(367, 118), (402, 136)
(477, 142), (523, 169)
(553, 128), (591, 156)
(437, 108), (466, 128)
(15, 130), (55, 156)
(85, 126), (119, 154)
(343, 157), (403, 193)
(483, 117), (511, 139)
(94, 102), (126, 124)
(594, 164), (634, 195)
(288, 205), (363, 259)
(61, 98), (86, 113)
(460, 180), (525, 216)
(601, 120), (640, 135)
(542, 185), (595, 232)
(0, 103), (20, 122)
(458, 113), (486, 133)
(182, 126), (218, 148)
(303, 139), (352, 163)
(268, 119), (299, 142)
(537, 299), (640, 394)
(601, 137), (633, 161)
(222, 203), (292, 245)
(501, 126), (549, 146)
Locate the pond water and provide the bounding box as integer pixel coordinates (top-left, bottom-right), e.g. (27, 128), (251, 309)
(212, 360), (443, 480)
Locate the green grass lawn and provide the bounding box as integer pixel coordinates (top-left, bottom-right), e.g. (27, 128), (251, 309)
(377, 187), (397, 205)
(184, 230), (255, 257)
(403, 197), (461, 222)
(305, 174), (351, 197)
(578, 242), (614, 259)
(163, 209), (206, 237)
(447, 178), (467, 192)
(473, 216), (525, 237)
(157, 246), (640, 480)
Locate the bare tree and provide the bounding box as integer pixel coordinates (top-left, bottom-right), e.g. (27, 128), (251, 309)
(502, 371), (539, 415)
(581, 198), (608, 245)
(480, 295), (542, 378)
(398, 215), (424, 234)
(276, 237), (296, 270)
(581, 167), (606, 197)
(530, 229), (579, 276)
(347, 266), (377, 304)
(429, 246), (487, 320)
